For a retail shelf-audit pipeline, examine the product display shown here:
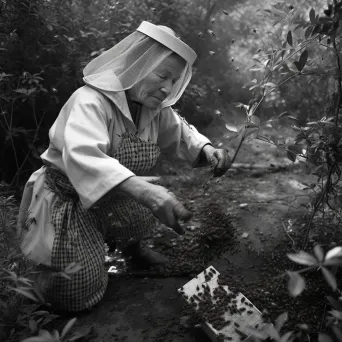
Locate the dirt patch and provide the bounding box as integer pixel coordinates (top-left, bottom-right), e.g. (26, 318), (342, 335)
(51, 131), (342, 341)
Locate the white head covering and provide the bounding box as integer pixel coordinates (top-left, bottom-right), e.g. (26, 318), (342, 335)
(83, 21), (197, 109)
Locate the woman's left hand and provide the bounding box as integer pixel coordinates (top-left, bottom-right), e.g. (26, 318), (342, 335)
(202, 145), (232, 177)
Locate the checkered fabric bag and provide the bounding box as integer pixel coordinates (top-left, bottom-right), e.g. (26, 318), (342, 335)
(40, 132), (160, 311)
(44, 166), (108, 311)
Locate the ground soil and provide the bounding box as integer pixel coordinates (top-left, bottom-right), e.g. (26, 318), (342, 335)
(45, 130), (342, 342)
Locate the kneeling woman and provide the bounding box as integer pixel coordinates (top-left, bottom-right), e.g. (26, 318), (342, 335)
(17, 21), (231, 312)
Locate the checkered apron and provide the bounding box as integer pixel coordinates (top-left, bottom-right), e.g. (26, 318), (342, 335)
(42, 132), (160, 312)
(105, 132), (160, 248)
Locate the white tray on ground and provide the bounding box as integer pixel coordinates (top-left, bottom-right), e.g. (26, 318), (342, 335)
(178, 266), (265, 342)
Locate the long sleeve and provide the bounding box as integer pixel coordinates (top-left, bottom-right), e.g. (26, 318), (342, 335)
(62, 93), (135, 209)
(157, 107), (212, 166)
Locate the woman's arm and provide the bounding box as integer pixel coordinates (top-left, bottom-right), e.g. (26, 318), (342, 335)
(157, 107), (231, 176)
(61, 90), (135, 209)
(157, 107), (213, 167)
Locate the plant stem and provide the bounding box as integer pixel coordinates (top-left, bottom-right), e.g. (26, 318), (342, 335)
(302, 26), (342, 248)
(263, 72), (300, 99)
(231, 134), (245, 165)
(302, 167), (333, 248)
(10, 110), (46, 187)
(332, 38), (342, 126)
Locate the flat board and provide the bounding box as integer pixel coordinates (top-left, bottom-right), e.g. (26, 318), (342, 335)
(178, 266), (265, 342)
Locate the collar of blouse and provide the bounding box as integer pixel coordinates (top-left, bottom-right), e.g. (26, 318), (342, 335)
(83, 74), (161, 133)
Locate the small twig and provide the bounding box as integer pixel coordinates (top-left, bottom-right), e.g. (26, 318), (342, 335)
(332, 38), (342, 126)
(10, 109), (47, 187)
(282, 221), (299, 252)
(302, 29), (342, 249)
(189, 129), (247, 199)
(319, 265), (340, 333)
(302, 169), (332, 249)
(231, 134), (245, 165)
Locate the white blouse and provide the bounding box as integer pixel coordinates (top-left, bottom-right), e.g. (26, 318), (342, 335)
(37, 85), (211, 209)
(18, 84), (212, 265)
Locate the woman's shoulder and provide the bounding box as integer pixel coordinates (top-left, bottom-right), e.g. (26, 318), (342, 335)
(71, 86), (112, 108)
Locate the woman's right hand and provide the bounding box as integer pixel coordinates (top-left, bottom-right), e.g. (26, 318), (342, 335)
(139, 183), (192, 234)
(116, 176), (192, 234)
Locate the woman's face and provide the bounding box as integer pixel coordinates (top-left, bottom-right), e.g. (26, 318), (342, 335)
(127, 53), (186, 109)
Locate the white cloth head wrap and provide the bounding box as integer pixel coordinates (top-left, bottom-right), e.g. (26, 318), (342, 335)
(83, 21), (197, 109)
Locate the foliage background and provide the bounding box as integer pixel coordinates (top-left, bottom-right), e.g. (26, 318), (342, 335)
(3, 1), (342, 341)
(0, 0), (335, 187)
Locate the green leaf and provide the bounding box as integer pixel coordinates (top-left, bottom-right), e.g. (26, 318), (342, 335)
(243, 326), (268, 339)
(242, 79), (258, 89)
(329, 309), (342, 320)
(323, 258), (342, 266)
(61, 317), (77, 339)
(325, 246), (342, 260)
(270, 6), (287, 18)
(287, 150), (296, 162)
(245, 123), (259, 129)
(257, 135), (272, 144)
(313, 245), (324, 262)
(287, 271), (305, 297)
(291, 125), (302, 132)
(297, 324), (309, 330)
(14, 88), (30, 95)
(51, 330), (60, 339)
(225, 123), (239, 132)
(38, 330), (53, 338)
(332, 326), (342, 341)
(58, 271), (72, 280)
(278, 111), (288, 118)
(64, 262), (83, 274)
(287, 251), (317, 265)
(264, 82), (276, 87)
(326, 296), (342, 311)
(17, 276), (33, 286)
(29, 319), (37, 333)
(280, 331), (293, 342)
(293, 61), (302, 72)
(233, 102), (249, 110)
(295, 49), (309, 71)
(321, 267), (337, 290)
(249, 67), (263, 72)
(265, 323), (280, 340)
(299, 49), (308, 68)
(288, 144), (304, 155)
(275, 312), (288, 332)
(287, 31), (293, 46)
(305, 25), (314, 39)
(318, 333), (334, 342)
(250, 115), (260, 126)
(249, 84), (259, 90)
(10, 287), (39, 302)
(294, 23), (303, 31)
(21, 337), (51, 342)
(68, 330), (90, 341)
(309, 8), (316, 24)
(32, 287), (45, 303)
(33, 310), (51, 316)
(263, 59), (270, 67)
